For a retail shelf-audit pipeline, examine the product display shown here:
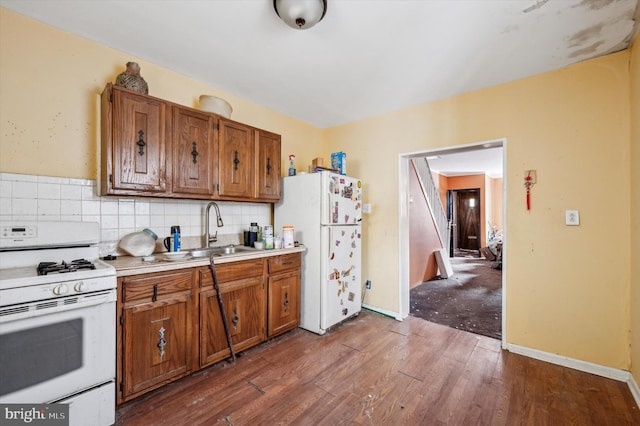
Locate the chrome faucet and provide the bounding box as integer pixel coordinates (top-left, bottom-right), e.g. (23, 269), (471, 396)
(204, 202), (224, 247)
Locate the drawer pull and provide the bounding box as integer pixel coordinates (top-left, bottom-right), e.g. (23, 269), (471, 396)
(232, 307), (239, 329)
(191, 141), (199, 164)
(233, 150), (240, 170)
(157, 326), (166, 357)
(137, 130), (146, 156)
(281, 261), (292, 266)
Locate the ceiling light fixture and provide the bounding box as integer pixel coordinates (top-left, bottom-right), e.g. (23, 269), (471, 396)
(274, 0), (327, 30)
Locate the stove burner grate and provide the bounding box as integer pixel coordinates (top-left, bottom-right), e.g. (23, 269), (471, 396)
(37, 259), (97, 275)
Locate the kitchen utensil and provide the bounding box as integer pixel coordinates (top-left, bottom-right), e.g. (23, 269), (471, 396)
(119, 228), (157, 256)
(208, 254), (236, 362)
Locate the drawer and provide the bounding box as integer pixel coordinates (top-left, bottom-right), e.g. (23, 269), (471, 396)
(122, 270), (193, 304)
(268, 253), (301, 274)
(200, 258), (265, 288)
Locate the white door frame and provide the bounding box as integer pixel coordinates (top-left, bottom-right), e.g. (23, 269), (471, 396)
(398, 138), (508, 348)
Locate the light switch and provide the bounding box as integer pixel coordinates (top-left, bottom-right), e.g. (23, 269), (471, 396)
(362, 203), (372, 214)
(565, 210), (580, 226)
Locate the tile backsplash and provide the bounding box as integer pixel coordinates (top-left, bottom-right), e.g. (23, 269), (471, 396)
(0, 173), (272, 254)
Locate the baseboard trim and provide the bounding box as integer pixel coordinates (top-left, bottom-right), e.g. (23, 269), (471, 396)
(506, 343), (629, 381)
(362, 304), (401, 321)
(628, 375), (640, 408)
(508, 343), (640, 408)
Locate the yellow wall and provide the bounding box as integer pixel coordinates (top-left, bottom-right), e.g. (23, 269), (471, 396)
(630, 36), (640, 384)
(1, 7), (635, 372)
(491, 178), (504, 231)
(0, 8), (324, 180)
(326, 51), (631, 369)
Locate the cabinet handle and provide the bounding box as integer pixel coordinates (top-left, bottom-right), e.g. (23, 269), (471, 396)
(283, 292), (289, 312)
(152, 284), (158, 302)
(137, 130), (146, 156)
(157, 326), (166, 357)
(191, 141), (199, 164)
(282, 261), (293, 266)
(233, 150), (240, 170)
(232, 306), (239, 329)
(266, 157), (271, 175)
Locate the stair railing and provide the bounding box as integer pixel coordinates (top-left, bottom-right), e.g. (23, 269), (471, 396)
(411, 157), (450, 252)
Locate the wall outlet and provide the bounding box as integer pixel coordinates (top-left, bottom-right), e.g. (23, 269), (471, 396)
(365, 280), (372, 290)
(362, 203), (372, 214)
(565, 210), (580, 226)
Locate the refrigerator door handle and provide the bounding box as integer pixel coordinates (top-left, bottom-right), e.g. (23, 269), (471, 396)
(326, 193), (331, 224)
(327, 227), (332, 259)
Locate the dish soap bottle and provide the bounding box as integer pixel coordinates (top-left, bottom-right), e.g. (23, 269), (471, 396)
(288, 154), (296, 176)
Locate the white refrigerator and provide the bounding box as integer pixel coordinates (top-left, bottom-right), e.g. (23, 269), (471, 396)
(275, 171), (363, 335)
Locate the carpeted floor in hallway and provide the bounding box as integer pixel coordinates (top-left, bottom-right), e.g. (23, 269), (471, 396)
(410, 257), (502, 339)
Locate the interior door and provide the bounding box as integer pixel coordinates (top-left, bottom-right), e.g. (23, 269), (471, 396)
(456, 189), (481, 251)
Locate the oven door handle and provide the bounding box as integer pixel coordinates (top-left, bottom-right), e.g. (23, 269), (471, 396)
(0, 290), (116, 324)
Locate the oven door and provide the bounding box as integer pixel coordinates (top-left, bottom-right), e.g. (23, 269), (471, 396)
(0, 290), (116, 404)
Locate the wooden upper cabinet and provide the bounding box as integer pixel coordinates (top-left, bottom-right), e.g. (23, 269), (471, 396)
(218, 119), (254, 199)
(102, 85), (167, 194)
(255, 130), (281, 201)
(171, 107), (217, 197)
(101, 84), (281, 201)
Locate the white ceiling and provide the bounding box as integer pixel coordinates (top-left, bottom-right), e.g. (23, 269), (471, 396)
(2, 0), (638, 130)
(426, 146), (504, 179)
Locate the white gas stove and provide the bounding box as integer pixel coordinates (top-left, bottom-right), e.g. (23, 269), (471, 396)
(0, 221), (116, 426)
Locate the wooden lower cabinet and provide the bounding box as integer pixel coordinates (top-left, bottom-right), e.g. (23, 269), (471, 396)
(122, 295), (192, 398)
(117, 254), (301, 404)
(119, 269), (195, 402)
(199, 258), (266, 367)
(267, 254), (301, 337)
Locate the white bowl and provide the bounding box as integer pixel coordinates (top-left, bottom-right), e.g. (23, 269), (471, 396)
(199, 95), (232, 118)
(253, 241), (264, 250)
(162, 252), (188, 261)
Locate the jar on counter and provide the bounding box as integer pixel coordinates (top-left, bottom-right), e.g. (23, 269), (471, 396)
(265, 236), (274, 250)
(249, 222), (258, 247)
(282, 226), (294, 248)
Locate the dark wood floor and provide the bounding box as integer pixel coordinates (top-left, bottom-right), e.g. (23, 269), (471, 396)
(116, 310), (640, 425)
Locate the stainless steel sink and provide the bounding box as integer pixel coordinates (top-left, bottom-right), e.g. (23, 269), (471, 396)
(189, 245), (255, 258)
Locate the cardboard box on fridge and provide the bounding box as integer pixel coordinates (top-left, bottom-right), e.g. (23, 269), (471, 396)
(331, 152), (347, 175)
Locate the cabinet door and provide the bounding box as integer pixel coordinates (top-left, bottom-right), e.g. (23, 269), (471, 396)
(200, 281), (266, 366)
(122, 295), (192, 399)
(110, 87), (167, 193)
(218, 119), (254, 198)
(255, 129), (281, 201)
(171, 107), (216, 197)
(268, 270), (300, 337)
(199, 261), (266, 367)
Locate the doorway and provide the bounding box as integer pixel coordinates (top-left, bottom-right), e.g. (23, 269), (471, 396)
(398, 139), (506, 346)
(452, 189), (481, 255)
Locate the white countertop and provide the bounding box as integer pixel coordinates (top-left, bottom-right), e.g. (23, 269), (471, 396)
(104, 246), (306, 277)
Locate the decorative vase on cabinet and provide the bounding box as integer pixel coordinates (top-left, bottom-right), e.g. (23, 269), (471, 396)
(115, 62), (149, 94)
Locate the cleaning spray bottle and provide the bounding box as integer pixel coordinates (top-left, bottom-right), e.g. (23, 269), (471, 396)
(288, 154), (296, 176)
